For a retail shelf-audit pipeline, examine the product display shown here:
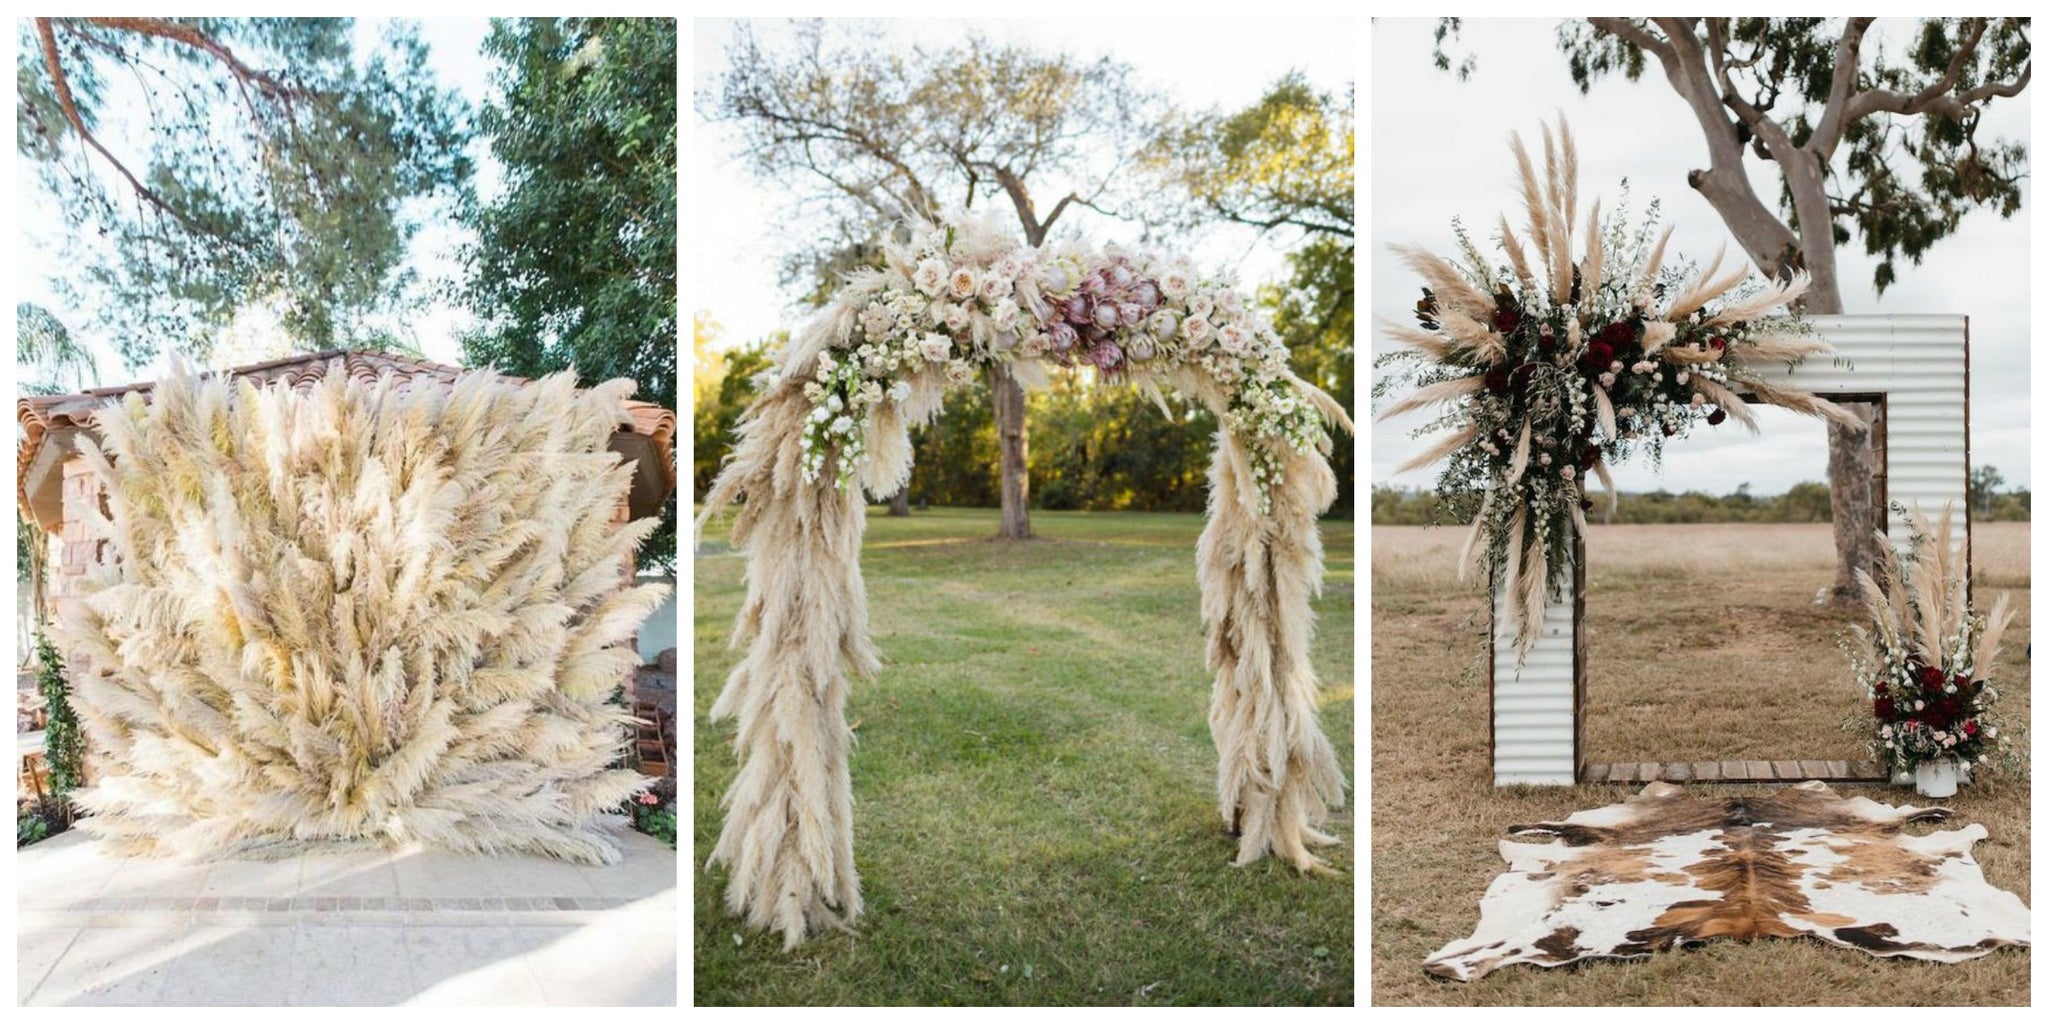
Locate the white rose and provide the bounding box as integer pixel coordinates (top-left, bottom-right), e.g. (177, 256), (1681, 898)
(919, 333), (953, 363)
(1987, 727), (1997, 738)
(995, 255), (1023, 280)
(979, 272), (1009, 301)
(913, 258), (947, 297)
(1560, 466), (1575, 480)
(1160, 271), (1191, 301)
(1190, 295), (1215, 318)
(943, 305), (970, 333)
(1675, 371), (1690, 385)
(1183, 316), (1213, 344)
(991, 298), (1020, 332)
(948, 267), (978, 299)
(888, 380), (913, 403)
(1218, 323), (1247, 353)
(1915, 700), (1926, 711)
(945, 362), (975, 386)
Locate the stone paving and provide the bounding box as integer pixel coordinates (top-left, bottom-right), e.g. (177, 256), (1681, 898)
(16, 829), (675, 1006)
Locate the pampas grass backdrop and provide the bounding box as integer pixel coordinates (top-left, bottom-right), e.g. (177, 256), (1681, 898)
(54, 365), (670, 864)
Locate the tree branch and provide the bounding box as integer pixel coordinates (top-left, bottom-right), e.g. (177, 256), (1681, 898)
(1586, 17), (1672, 62)
(35, 18), (205, 233)
(1809, 17), (1878, 159)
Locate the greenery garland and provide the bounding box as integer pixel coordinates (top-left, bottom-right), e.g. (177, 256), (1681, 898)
(36, 632), (83, 797)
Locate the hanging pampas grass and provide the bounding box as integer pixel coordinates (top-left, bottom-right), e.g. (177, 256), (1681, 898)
(55, 364), (668, 864)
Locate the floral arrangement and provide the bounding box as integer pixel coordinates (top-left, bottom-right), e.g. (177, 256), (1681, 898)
(784, 213), (1339, 512)
(1846, 503), (2015, 777)
(1374, 118), (1859, 650)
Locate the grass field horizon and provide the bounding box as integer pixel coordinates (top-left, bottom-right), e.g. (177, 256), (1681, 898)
(1372, 520), (2030, 1006)
(694, 506), (1355, 1006)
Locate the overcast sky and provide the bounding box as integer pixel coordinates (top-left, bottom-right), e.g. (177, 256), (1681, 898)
(1370, 18), (2031, 494)
(690, 17), (1353, 352)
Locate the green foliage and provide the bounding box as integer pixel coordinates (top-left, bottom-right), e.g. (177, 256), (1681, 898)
(1970, 464), (2008, 516)
(691, 317), (775, 501)
(462, 17), (678, 572)
(36, 633), (84, 796)
(1139, 71), (1354, 238)
(632, 800), (677, 848)
(18, 17), (470, 366)
(17, 812), (50, 848)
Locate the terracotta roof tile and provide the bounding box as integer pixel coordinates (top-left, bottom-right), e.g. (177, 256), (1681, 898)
(18, 349), (675, 520)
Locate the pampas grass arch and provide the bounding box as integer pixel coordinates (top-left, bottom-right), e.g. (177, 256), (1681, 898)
(54, 363), (670, 864)
(699, 215), (1352, 947)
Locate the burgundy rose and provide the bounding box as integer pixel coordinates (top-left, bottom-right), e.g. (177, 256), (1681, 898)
(1580, 340), (1615, 375)
(1952, 674), (1973, 695)
(1939, 696), (1964, 719)
(1493, 306), (1522, 334)
(1963, 719), (1980, 737)
(1875, 696), (1896, 719)
(1874, 680), (1888, 695)
(1484, 364), (1511, 394)
(1706, 409), (1727, 426)
(1509, 363), (1538, 392)
(1596, 321), (1637, 348)
(1661, 423), (1676, 437)
(1578, 443), (1601, 470)
(1707, 335), (1727, 353)
(1919, 664), (1945, 693)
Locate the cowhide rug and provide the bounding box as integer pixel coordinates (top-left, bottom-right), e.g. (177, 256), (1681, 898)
(1425, 781), (2030, 981)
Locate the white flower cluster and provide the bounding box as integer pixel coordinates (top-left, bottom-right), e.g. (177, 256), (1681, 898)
(792, 213), (1329, 507)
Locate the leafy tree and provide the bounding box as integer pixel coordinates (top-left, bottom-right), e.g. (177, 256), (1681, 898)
(18, 17), (470, 366)
(1969, 464), (2007, 517)
(709, 19), (1165, 540)
(692, 314), (775, 503)
(1431, 17), (2030, 602)
(462, 17), (678, 571)
(1138, 71), (1353, 238)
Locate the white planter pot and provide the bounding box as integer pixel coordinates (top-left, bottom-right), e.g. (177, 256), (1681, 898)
(1914, 757), (1961, 798)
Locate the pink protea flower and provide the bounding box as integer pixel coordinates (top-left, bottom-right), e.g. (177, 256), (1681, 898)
(1087, 340), (1124, 372)
(1046, 321), (1079, 352)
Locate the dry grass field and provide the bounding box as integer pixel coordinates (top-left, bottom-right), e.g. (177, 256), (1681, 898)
(1371, 521), (2031, 1006)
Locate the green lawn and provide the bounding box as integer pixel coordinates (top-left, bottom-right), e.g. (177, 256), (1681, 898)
(693, 507), (1355, 1006)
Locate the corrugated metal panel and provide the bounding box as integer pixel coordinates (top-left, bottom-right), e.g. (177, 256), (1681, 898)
(1750, 314), (1971, 551)
(1492, 574), (1577, 786)
(1488, 315), (1971, 786)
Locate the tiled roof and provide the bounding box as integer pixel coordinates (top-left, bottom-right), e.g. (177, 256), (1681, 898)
(18, 349), (675, 519)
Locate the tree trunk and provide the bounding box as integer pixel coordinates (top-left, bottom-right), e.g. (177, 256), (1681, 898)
(887, 486), (910, 517)
(1797, 282), (1886, 604)
(989, 362), (1030, 539)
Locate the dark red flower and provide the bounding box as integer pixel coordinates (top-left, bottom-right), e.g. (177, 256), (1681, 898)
(1919, 665), (1945, 693)
(1596, 321), (1637, 348)
(1579, 340), (1615, 375)
(1661, 423), (1677, 437)
(1952, 674), (1973, 695)
(1939, 696), (1964, 719)
(1579, 443), (1601, 470)
(1706, 409), (1727, 426)
(1493, 305), (1521, 334)
(1963, 719), (1980, 737)
(1874, 680), (1888, 695)
(1484, 364), (1510, 394)
(1707, 335), (1727, 352)
(1874, 697), (1895, 719)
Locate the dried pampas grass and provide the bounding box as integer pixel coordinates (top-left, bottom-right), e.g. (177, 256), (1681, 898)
(58, 364), (668, 865)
